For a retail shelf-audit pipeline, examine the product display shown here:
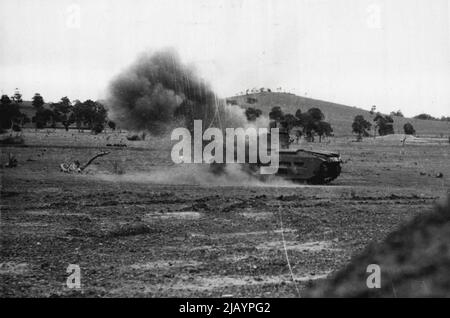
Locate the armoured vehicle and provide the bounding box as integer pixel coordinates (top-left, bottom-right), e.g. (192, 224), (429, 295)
(273, 148), (342, 184)
(259, 129), (342, 184)
(208, 128), (342, 184)
(238, 148), (342, 185)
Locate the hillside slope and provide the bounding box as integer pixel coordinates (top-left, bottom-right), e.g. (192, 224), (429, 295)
(227, 92), (450, 137)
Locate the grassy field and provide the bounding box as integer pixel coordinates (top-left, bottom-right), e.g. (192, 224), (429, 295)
(227, 92), (450, 137)
(1, 129), (449, 297)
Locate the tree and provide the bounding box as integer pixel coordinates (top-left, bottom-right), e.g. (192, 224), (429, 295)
(295, 108), (328, 142)
(370, 105), (376, 115)
(280, 113), (298, 133)
(352, 115), (372, 141)
(307, 108), (325, 122)
(1, 95), (15, 131)
(403, 122), (416, 135)
(269, 106), (284, 122)
(90, 100), (108, 133)
(12, 88), (23, 104)
(107, 120), (116, 131)
(72, 100), (108, 133)
(374, 113), (394, 136)
(72, 100), (86, 131)
(315, 121), (333, 142)
(1, 95), (29, 132)
(52, 97), (74, 131)
(245, 107), (262, 122)
(1, 94), (12, 106)
(32, 108), (55, 129)
(391, 110), (404, 117)
(32, 93), (44, 109)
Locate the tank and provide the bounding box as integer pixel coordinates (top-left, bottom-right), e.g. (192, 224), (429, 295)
(262, 128), (342, 184)
(272, 148), (342, 184)
(238, 148), (342, 185)
(208, 128), (342, 184)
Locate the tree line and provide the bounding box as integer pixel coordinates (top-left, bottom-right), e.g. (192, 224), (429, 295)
(352, 113), (416, 141)
(246, 106), (333, 143)
(0, 91), (116, 134)
(0, 90), (444, 138)
(245, 105), (419, 143)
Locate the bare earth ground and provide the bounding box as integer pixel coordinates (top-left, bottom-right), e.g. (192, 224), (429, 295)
(1, 130), (449, 297)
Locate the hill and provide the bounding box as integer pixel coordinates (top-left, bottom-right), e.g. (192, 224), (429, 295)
(226, 92), (450, 137)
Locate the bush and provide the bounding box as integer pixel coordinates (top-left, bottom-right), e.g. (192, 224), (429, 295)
(404, 122), (416, 135)
(352, 115), (372, 140)
(374, 114), (394, 136)
(107, 121), (116, 130)
(92, 123), (105, 134)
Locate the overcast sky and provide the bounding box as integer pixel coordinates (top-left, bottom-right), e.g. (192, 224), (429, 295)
(1, 0), (449, 117)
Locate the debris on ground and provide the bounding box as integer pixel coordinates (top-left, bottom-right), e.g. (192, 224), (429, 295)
(60, 151), (110, 173)
(1, 153), (18, 168)
(106, 143), (127, 147)
(126, 132), (146, 141)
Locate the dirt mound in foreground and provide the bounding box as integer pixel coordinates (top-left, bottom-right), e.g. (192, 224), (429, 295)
(306, 195), (450, 297)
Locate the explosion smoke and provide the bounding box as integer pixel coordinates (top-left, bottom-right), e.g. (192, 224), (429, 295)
(107, 48), (266, 135)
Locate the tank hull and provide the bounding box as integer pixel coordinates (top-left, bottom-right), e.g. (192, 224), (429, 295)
(258, 149), (342, 184)
(209, 147), (343, 185)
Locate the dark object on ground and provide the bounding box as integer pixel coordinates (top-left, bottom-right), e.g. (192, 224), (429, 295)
(126, 132), (146, 141)
(60, 151), (110, 173)
(0, 136), (25, 145)
(305, 195), (450, 297)
(106, 143), (127, 147)
(436, 172), (444, 178)
(258, 149), (342, 184)
(2, 153), (18, 168)
(274, 149), (342, 184)
(126, 135), (140, 141)
(212, 148), (342, 184)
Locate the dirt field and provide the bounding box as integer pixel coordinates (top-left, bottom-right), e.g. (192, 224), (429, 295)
(1, 129), (449, 297)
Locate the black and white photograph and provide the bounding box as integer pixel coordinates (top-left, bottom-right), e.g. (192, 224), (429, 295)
(1, 0), (449, 302)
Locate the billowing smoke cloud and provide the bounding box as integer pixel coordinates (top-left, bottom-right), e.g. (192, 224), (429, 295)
(107, 48), (264, 135)
(105, 49), (276, 185)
